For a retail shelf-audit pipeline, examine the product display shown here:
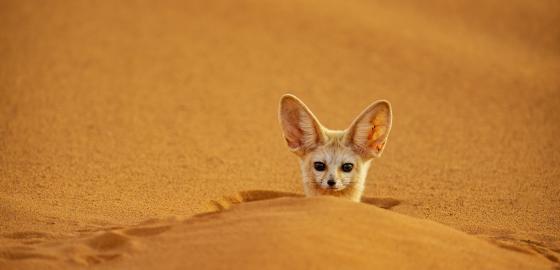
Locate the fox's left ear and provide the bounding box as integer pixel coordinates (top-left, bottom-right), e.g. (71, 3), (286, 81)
(344, 100), (392, 158)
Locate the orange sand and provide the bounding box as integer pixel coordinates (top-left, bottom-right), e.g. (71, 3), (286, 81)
(3, 196), (553, 269)
(1, 0), (559, 269)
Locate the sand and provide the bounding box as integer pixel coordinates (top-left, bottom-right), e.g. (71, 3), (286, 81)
(0, 0), (559, 269)
(1, 196), (553, 269)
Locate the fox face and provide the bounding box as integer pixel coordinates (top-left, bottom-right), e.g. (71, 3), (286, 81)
(278, 94), (392, 202)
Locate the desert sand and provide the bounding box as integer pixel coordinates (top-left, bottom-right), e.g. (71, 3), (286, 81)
(0, 0), (559, 269)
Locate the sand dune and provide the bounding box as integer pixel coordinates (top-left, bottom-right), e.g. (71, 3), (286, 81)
(1, 0), (559, 269)
(0, 196), (555, 269)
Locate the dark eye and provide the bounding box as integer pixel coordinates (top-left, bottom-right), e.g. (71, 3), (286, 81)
(313, 162), (326, 171)
(341, 163), (353, 172)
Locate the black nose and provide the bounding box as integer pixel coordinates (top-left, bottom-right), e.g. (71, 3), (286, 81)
(327, 179), (336, 187)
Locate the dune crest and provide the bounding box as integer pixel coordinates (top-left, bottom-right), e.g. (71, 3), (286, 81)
(207, 189), (401, 212)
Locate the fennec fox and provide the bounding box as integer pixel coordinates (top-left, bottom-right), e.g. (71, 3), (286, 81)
(279, 94), (392, 202)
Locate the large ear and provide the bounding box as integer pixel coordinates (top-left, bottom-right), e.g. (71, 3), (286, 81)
(344, 100), (392, 158)
(278, 94), (326, 155)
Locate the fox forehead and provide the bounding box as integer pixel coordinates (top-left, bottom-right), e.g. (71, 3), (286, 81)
(306, 129), (358, 164)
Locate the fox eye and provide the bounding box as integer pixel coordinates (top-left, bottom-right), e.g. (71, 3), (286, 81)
(313, 162), (326, 171)
(341, 163), (353, 172)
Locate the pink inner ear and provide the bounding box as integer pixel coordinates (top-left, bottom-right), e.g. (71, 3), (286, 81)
(367, 126), (375, 140)
(286, 138), (300, 149)
(282, 109), (304, 149)
(285, 127), (303, 149)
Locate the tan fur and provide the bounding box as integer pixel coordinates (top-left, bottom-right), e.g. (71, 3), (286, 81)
(279, 94), (392, 202)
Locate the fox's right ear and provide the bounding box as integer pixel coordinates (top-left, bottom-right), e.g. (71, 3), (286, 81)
(278, 94), (325, 155)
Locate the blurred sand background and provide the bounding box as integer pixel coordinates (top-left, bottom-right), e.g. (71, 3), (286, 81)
(1, 0), (559, 269)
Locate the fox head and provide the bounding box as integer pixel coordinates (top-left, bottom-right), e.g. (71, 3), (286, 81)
(278, 94), (392, 202)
